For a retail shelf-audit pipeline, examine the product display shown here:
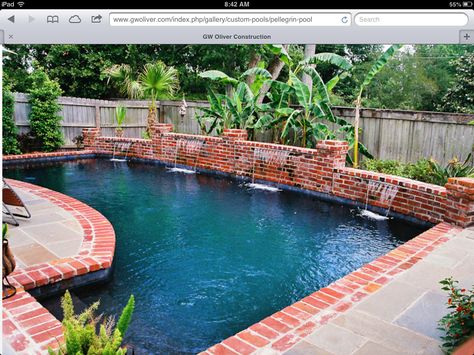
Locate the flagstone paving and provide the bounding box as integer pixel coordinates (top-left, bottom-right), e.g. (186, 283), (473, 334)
(283, 226), (474, 355)
(5, 189), (83, 268)
(2, 179), (115, 355)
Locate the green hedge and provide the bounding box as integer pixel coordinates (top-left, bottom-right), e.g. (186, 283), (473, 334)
(28, 69), (64, 152)
(2, 90), (20, 155)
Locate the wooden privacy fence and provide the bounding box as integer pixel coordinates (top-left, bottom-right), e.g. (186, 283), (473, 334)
(13, 93), (474, 166)
(14, 93), (208, 145)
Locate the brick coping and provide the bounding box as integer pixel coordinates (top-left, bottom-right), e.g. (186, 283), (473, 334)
(2, 150), (94, 161)
(2, 179), (116, 354)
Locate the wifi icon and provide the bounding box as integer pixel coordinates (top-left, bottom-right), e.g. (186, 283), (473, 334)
(17, 1), (24, 7)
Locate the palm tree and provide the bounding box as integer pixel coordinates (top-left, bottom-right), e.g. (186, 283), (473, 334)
(104, 61), (179, 137)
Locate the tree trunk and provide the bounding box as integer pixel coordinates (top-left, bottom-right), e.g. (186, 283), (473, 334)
(146, 107), (157, 138)
(302, 44), (316, 89)
(256, 44), (289, 104)
(246, 51), (261, 87)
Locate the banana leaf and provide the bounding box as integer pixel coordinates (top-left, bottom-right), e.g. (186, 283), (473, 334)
(301, 52), (353, 71)
(359, 45), (402, 95)
(199, 70), (239, 85)
(290, 72), (311, 110)
(267, 44), (291, 66)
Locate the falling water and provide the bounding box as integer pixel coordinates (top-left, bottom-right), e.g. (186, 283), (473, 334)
(168, 138), (204, 174)
(248, 148), (290, 192)
(361, 180), (399, 220)
(110, 142), (133, 162)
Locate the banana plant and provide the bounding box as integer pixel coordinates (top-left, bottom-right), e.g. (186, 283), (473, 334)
(352, 44), (402, 168)
(195, 90), (231, 134)
(196, 68), (271, 135)
(254, 52), (354, 148)
(253, 80), (293, 143)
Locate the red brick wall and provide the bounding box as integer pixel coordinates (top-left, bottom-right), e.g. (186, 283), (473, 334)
(82, 125), (474, 227)
(332, 168), (447, 224)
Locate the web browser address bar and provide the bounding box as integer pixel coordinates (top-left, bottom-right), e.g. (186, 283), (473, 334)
(109, 13), (352, 27)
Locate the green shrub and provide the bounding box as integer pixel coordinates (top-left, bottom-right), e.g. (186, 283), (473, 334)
(404, 159), (437, 184)
(428, 155), (474, 186)
(361, 159), (405, 176)
(438, 277), (474, 354)
(362, 156), (474, 186)
(2, 90), (20, 155)
(28, 68), (64, 152)
(49, 290), (135, 355)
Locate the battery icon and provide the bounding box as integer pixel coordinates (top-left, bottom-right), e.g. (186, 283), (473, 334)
(463, 1), (473, 7)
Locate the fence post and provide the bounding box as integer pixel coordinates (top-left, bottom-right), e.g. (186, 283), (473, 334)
(95, 104), (101, 129)
(158, 102), (165, 123)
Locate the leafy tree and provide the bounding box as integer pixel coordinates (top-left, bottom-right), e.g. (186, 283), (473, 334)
(28, 67), (64, 152)
(438, 52), (474, 114)
(3, 44), (381, 101)
(352, 45), (402, 167)
(356, 45), (474, 112)
(2, 89), (20, 154)
(3, 45), (260, 100)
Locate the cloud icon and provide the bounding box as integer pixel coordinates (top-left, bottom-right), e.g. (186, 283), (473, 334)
(69, 15), (81, 23)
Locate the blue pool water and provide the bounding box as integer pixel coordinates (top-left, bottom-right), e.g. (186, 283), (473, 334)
(4, 159), (426, 354)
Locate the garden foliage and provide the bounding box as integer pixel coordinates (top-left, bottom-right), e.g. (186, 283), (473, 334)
(2, 90), (20, 155)
(438, 277), (474, 353)
(195, 46), (373, 163)
(362, 156), (474, 186)
(28, 68), (64, 152)
(439, 53), (474, 114)
(49, 290), (135, 355)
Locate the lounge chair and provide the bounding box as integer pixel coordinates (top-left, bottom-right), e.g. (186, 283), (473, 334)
(2, 179), (31, 226)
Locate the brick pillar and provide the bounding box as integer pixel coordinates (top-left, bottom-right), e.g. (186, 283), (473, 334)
(315, 140), (349, 193)
(444, 177), (474, 227)
(316, 140), (349, 169)
(219, 129), (248, 173)
(222, 129), (248, 141)
(82, 128), (100, 151)
(150, 123), (174, 159)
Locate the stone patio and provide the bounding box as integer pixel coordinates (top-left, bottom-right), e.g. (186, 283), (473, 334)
(2, 179), (115, 354)
(284, 226), (474, 355)
(5, 189), (83, 268)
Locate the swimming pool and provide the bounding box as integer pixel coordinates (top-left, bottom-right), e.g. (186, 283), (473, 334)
(4, 158), (426, 354)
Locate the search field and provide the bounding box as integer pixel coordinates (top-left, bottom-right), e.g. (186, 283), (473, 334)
(109, 13), (351, 27)
(355, 13), (468, 26)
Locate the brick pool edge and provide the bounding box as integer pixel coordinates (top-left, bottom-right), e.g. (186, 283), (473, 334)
(2, 179), (115, 354)
(3, 127), (474, 353)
